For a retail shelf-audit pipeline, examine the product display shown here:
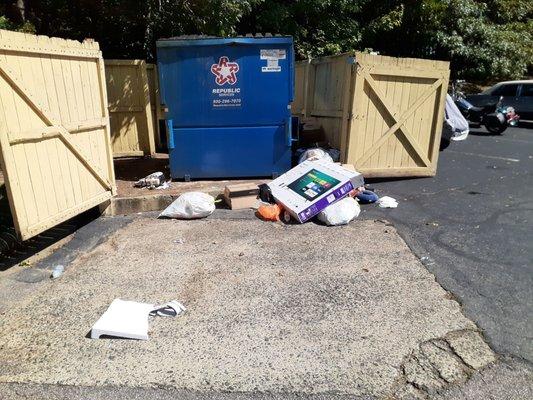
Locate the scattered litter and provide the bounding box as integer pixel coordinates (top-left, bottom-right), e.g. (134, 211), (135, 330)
(155, 181), (170, 190)
(377, 196), (398, 208)
(258, 183), (275, 203)
(91, 299), (155, 340)
(134, 172), (166, 189)
(224, 183), (259, 210)
(298, 148), (333, 164)
(327, 148), (341, 162)
(444, 94), (469, 141)
(150, 300), (186, 317)
(317, 197), (360, 226)
(356, 190), (379, 204)
(420, 256), (435, 266)
(91, 299), (186, 340)
(268, 160), (364, 223)
(159, 192), (215, 219)
(256, 203), (283, 221)
(50, 264), (64, 280)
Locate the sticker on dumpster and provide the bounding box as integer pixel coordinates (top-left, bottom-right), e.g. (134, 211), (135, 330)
(260, 49), (286, 60)
(210, 56), (242, 108)
(260, 49), (285, 72)
(211, 56), (239, 85)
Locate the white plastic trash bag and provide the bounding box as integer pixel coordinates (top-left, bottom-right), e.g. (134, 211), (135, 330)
(317, 197), (360, 226)
(298, 148), (333, 164)
(444, 94), (469, 141)
(159, 192), (215, 219)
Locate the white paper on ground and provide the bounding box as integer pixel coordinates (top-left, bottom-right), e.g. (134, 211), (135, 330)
(377, 196), (398, 209)
(91, 299), (154, 340)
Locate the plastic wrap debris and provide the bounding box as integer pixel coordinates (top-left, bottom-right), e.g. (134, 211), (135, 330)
(256, 203), (283, 221)
(155, 181), (170, 190)
(444, 94), (469, 141)
(134, 172), (166, 189)
(50, 265), (64, 279)
(150, 300), (186, 317)
(377, 196), (398, 208)
(317, 197), (360, 226)
(159, 192), (215, 219)
(327, 148), (341, 162)
(298, 148), (333, 164)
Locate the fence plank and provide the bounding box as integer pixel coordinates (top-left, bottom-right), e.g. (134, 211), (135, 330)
(105, 60), (156, 157)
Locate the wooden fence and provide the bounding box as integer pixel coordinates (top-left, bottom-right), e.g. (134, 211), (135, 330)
(146, 63), (164, 151)
(0, 30), (115, 240)
(294, 52), (450, 177)
(104, 60), (158, 157)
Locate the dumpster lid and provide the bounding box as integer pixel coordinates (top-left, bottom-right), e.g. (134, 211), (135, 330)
(157, 34), (293, 48)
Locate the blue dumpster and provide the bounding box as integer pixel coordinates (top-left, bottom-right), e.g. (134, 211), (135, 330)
(156, 36), (294, 179)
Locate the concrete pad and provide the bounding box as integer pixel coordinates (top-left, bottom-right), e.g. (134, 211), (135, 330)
(0, 217), (478, 397)
(446, 330), (495, 370)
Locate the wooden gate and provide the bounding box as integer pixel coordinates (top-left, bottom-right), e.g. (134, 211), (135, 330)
(0, 30), (116, 240)
(105, 60), (156, 157)
(294, 52), (449, 177)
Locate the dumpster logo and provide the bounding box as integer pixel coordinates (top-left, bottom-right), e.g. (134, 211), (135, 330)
(211, 56), (239, 85)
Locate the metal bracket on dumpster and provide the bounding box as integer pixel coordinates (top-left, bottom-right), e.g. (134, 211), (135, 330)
(166, 119), (174, 150)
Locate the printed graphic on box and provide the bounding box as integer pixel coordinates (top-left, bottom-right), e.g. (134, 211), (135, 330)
(287, 169), (341, 201)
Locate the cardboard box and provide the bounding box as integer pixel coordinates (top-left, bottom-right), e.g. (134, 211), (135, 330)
(268, 160), (364, 223)
(224, 183), (259, 210)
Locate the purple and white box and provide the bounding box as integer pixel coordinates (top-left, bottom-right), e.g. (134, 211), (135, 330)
(268, 160), (364, 223)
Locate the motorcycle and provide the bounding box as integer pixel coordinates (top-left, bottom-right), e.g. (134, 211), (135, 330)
(451, 80), (519, 134)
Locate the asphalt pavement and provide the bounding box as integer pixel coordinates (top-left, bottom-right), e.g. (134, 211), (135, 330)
(362, 123), (533, 363)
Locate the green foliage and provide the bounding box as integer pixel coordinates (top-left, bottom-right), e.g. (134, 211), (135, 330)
(0, 14), (35, 33)
(240, 0), (365, 59)
(360, 0), (533, 80)
(1, 0), (531, 81)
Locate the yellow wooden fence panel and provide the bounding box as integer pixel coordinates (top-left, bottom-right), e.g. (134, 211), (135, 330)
(294, 52), (449, 178)
(146, 63), (163, 151)
(0, 29), (115, 240)
(105, 60), (156, 157)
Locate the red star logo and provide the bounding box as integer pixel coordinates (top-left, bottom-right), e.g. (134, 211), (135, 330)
(211, 56), (239, 85)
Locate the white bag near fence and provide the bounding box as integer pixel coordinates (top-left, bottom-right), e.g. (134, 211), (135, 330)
(298, 148), (333, 164)
(159, 192), (215, 219)
(444, 94), (469, 141)
(317, 197), (360, 226)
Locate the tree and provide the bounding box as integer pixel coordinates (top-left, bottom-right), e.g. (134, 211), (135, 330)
(239, 0), (365, 59)
(0, 0), (531, 80)
(360, 0), (533, 80)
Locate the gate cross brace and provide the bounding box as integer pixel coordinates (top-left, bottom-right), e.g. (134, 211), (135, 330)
(0, 59), (112, 190)
(355, 67), (443, 167)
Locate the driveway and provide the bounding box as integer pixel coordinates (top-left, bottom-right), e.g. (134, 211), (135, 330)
(0, 214), (498, 399)
(363, 124), (533, 362)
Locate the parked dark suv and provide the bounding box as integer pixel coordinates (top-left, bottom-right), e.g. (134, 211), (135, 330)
(466, 80), (533, 120)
